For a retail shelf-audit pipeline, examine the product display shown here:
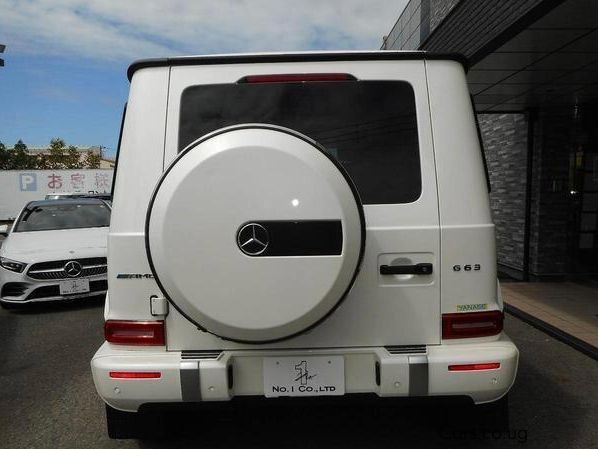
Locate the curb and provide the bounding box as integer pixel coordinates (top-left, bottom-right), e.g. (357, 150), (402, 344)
(505, 303), (598, 361)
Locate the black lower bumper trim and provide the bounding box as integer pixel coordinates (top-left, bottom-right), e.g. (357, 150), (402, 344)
(138, 394), (474, 413)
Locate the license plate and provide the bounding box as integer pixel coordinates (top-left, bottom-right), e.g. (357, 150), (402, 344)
(263, 356), (345, 398)
(59, 279), (90, 295)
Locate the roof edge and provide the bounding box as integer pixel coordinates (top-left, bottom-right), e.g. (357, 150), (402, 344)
(127, 51), (468, 81)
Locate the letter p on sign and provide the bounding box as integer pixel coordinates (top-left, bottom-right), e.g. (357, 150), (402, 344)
(19, 173), (37, 192)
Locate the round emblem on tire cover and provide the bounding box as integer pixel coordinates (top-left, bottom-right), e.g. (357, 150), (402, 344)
(237, 223), (269, 255)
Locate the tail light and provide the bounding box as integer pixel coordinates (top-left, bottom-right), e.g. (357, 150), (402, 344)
(442, 311), (503, 339)
(238, 73), (356, 83)
(104, 320), (165, 345)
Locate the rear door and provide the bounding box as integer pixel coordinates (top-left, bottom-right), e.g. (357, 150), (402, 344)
(163, 57), (440, 348)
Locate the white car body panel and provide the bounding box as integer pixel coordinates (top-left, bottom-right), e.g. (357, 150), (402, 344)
(2, 227), (108, 264)
(108, 58), (443, 347)
(425, 60), (498, 314)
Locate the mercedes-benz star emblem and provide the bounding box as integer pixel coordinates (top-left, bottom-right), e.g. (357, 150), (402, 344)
(237, 223), (269, 256)
(64, 261), (83, 277)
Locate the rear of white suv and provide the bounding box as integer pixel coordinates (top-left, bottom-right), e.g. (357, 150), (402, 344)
(91, 51), (518, 438)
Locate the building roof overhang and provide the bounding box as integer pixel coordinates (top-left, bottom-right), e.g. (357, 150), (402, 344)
(469, 0), (598, 112)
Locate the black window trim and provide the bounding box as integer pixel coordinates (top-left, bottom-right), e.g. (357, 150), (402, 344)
(110, 102), (127, 197)
(470, 95), (491, 193)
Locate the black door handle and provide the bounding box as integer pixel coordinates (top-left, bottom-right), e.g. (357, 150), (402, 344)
(380, 263), (433, 275)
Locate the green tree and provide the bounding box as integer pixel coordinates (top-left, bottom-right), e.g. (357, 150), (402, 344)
(47, 138), (66, 169)
(0, 141), (8, 169)
(64, 145), (81, 168)
(84, 150), (101, 168)
(10, 140), (31, 169)
(35, 152), (50, 169)
(0, 138), (101, 170)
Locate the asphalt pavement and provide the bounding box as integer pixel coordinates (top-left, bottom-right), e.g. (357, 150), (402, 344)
(1, 299), (596, 449)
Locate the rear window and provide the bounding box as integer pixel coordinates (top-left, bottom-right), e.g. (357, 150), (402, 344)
(14, 203), (111, 232)
(179, 80), (421, 204)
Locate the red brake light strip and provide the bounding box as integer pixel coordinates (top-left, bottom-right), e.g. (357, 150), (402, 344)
(239, 73), (356, 83)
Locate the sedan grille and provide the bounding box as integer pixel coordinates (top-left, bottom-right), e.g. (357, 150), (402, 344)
(27, 257), (107, 280)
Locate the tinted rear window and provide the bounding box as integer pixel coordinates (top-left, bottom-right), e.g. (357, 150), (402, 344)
(179, 81), (421, 204)
(15, 203), (111, 232)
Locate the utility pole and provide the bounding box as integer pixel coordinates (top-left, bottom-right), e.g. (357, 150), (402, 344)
(0, 44), (5, 67)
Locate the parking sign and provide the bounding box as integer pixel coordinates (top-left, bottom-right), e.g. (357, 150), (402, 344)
(19, 173), (37, 191)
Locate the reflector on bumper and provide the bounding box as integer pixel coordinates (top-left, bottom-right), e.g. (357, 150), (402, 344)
(448, 362), (500, 371)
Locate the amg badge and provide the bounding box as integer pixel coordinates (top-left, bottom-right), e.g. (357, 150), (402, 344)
(116, 273), (155, 279)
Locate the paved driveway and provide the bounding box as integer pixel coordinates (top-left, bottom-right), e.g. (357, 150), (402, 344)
(0, 300), (596, 449)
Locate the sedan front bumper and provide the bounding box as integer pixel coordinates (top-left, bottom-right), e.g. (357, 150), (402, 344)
(0, 266), (107, 304)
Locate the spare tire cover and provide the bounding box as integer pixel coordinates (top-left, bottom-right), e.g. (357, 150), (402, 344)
(146, 124), (365, 343)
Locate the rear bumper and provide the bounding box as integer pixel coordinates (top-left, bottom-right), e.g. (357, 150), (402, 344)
(91, 334), (518, 412)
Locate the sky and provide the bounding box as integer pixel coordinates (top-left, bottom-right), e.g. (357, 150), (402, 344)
(0, 0), (407, 157)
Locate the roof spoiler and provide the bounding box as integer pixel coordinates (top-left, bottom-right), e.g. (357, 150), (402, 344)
(127, 51), (469, 81)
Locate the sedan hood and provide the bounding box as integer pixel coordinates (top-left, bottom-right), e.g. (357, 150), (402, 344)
(1, 227), (108, 264)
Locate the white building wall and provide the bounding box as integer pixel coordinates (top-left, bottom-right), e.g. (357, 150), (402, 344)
(0, 169), (113, 220)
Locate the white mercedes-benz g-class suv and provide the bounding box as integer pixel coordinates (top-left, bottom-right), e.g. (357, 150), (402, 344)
(91, 51), (518, 438)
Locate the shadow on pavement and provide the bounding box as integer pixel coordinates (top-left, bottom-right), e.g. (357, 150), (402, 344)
(134, 401), (519, 449)
(133, 363), (583, 449)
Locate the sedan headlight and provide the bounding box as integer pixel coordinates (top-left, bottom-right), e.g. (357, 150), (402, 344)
(0, 257), (26, 273)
